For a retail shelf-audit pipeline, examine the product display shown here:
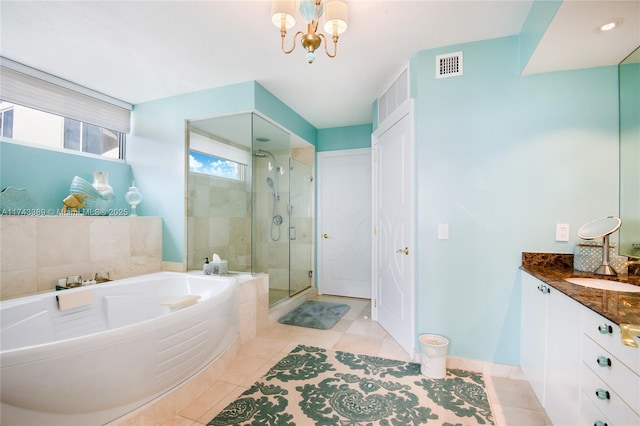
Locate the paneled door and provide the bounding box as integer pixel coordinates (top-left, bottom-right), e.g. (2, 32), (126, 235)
(372, 103), (415, 357)
(317, 148), (371, 298)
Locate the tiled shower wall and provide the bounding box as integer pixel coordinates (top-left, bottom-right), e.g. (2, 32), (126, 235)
(0, 216), (162, 300)
(186, 173), (251, 272)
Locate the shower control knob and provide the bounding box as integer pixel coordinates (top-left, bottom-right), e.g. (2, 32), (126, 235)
(322, 233), (329, 239)
(396, 247), (409, 255)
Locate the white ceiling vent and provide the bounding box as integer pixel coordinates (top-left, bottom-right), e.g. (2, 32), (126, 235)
(436, 51), (463, 78)
(378, 68), (409, 125)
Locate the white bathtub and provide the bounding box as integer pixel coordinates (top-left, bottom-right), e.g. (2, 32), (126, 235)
(0, 271), (239, 426)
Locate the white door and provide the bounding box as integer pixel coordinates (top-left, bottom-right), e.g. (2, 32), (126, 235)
(318, 149), (371, 298)
(372, 103), (415, 357)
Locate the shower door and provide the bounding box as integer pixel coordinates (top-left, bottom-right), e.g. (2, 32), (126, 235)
(288, 158), (313, 296)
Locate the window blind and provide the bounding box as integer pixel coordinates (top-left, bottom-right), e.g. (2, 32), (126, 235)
(0, 57), (131, 133)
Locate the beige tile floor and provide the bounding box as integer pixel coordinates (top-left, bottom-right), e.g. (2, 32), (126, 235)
(161, 295), (551, 426)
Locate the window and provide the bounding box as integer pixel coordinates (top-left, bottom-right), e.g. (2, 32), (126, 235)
(189, 150), (243, 181)
(0, 101), (124, 159)
(63, 118), (121, 157)
(0, 107), (14, 138)
(0, 57), (131, 159)
(188, 131), (249, 181)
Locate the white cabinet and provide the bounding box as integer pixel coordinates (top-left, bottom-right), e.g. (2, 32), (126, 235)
(580, 307), (640, 425)
(520, 272), (582, 424)
(520, 273), (548, 401)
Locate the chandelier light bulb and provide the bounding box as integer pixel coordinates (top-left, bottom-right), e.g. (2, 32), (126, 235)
(271, 1), (296, 29)
(323, 1), (348, 35)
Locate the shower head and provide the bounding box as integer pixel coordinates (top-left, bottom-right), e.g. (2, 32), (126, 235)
(254, 149), (275, 161)
(266, 176), (279, 199)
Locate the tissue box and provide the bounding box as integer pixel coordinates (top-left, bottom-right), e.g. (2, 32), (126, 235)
(211, 260), (228, 275)
(574, 240), (627, 273)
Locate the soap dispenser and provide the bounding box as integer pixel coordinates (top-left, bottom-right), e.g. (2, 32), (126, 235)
(203, 257), (211, 275)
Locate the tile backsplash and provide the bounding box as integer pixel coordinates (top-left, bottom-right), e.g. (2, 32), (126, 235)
(0, 216), (162, 300)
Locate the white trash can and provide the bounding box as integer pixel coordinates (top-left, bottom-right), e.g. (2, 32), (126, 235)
(419, 334), (449, 379)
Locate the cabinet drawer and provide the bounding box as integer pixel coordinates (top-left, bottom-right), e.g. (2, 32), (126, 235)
(581, 362), (640, 425)
(582, 307), (640, 375)
(583, 334), (640, 414)
(580, 390), (611, 426)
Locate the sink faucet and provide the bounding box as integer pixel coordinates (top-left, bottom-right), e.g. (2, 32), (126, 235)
(620, 323), (640, 348)
(623, 259), (640, 275)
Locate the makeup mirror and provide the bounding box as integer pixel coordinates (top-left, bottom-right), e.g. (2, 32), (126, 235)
(578, 216), (622, 276)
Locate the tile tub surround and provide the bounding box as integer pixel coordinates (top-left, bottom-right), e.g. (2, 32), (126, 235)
(0, 216), (162, 300)
(521, 252), (640, 326)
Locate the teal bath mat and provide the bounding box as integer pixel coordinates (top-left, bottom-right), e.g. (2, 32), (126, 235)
(278, 301), (350, 330)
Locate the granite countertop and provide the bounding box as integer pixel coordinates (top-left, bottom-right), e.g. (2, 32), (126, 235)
(520, 252), (640, 327)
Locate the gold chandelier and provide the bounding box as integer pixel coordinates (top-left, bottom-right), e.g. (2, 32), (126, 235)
(271, 0), (348, 64)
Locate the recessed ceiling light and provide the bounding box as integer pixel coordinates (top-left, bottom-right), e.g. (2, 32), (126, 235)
(597, 18), (624, 32)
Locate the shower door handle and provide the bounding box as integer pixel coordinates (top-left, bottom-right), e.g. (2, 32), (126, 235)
(290, 226), (297, 240)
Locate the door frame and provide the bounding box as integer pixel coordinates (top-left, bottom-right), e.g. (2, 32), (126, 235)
(371, 99), (415, 356)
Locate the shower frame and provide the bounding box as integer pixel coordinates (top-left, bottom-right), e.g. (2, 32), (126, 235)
(185, 112), (314, 306)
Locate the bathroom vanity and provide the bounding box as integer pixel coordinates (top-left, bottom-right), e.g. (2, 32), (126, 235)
(520, 252), (640, 426)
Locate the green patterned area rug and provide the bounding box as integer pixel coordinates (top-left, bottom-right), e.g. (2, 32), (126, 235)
(278, 301), (350, 330)
(209, 345), (494, 425)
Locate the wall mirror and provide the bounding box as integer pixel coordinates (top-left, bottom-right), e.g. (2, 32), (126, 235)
(619, 45), (640, 259)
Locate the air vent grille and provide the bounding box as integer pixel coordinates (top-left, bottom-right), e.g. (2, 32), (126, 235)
(436, 52), (463, 78)
(378, 68), (409, 125)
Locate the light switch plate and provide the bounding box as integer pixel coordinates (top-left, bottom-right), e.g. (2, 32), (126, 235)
(438, 223), (449, 240)
(556, 223), (570, 242)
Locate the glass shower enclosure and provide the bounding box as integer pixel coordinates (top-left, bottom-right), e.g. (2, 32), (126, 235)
(186, 112), (313, 306)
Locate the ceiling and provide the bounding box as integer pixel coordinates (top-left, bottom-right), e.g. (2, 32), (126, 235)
(1, 1), (638, 130)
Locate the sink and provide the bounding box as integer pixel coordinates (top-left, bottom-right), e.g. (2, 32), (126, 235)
(564, 277), (640, 293)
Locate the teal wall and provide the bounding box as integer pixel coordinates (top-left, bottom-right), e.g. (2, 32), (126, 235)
(0, 140), (132, 213)
(410, 36), (619, 364)
(318, 124), (373, 151)
(127, 81), (316, 263)
(254, 83), (317, 145)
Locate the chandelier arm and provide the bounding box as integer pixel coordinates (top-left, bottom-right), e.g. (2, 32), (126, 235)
(320, 34), (340, 58)
(281, 30), (304, 55)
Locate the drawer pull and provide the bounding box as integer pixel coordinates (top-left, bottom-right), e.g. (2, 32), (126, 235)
(595, 388), (610, 400)
(596, 356), (612, 367)
(598, 324), (613, 335)
(537, 284), (550, 294)
(594, 422), (608, 426)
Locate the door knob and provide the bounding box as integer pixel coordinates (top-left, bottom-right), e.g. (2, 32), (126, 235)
(322, 233), (329, 239)
(396, 247), (409, 255)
